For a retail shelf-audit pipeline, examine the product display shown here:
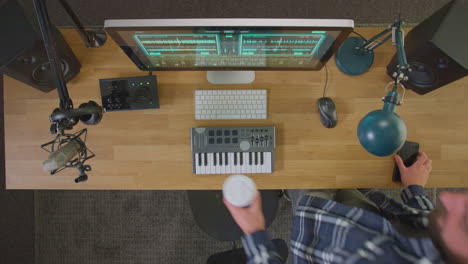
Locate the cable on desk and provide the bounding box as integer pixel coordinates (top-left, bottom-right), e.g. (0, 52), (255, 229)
(320, 31), (363, 97)
(322, 64), (329, 97)
(148, 71), (153, 76)
(352, 30), (367, 41)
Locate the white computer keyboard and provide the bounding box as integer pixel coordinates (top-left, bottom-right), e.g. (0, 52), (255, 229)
(195, 90), (267, 120)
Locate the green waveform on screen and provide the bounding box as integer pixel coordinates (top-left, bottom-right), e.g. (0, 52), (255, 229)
(243, 40), (319, 44)
(140, 40), (216, 44)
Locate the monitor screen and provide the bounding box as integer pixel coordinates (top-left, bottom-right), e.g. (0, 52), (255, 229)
(105, 19), (354, 71)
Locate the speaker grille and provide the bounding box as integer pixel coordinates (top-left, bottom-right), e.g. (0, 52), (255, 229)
(32, 60), (70, 84)
(406, 62), (437, 89)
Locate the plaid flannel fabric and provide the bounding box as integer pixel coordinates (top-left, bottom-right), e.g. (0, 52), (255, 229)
(242, 186), (445, 264)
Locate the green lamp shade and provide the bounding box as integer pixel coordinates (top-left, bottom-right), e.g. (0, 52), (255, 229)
(357, 109), (407, 157)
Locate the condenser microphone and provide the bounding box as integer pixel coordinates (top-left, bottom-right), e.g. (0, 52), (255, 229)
(43, 138), (82, 172)
(41, 129), (94, 183)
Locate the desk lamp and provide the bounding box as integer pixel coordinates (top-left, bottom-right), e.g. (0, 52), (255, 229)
(335, 19), (410, 156)
(33, 0), (104, 182)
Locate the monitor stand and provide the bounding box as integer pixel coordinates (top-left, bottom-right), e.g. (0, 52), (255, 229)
(207, 71), (255, 84)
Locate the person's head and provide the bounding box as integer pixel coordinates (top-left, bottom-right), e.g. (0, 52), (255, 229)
(428, 191), (468, 264)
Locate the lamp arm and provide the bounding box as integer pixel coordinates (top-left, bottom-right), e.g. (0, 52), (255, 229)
(357, 19), (408, 55)
(358, 19), (402, 52)
(359, 28), (393, 51)
(388, 23), (409, 101)
(392, 21), (410, 82)
(386, 19), (409, 105)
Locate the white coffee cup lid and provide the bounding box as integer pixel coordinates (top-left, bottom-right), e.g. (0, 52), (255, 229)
(223, 174), (257, 207)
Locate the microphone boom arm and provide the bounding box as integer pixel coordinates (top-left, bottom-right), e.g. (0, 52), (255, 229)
(58, 0), (107, 48)
(33, 0), (72, 111)
(34, 0), (104, 182)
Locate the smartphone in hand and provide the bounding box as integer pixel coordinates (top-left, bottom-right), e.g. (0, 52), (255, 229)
(393, 141), (420, 183)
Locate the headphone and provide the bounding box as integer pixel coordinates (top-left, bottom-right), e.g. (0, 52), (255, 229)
(49, 101), (103, 133)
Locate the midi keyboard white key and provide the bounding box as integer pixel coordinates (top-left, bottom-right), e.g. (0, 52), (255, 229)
(226, 152), (234, 173)
(251, 152), (258, 173)
(214, 153), (221, 174)
(239, 153), (245, 173)
(238, 153), (244, 173)
(241, 152), (249, 173)
(264, 152), (272, 173)
(232, 153), (239, 174)
(194, 152), (272, 174)
(220, 153), (226, 174)
(259, 152), (267, 173)
(254, 152), (260, 173)
(207, 153), (214, 174)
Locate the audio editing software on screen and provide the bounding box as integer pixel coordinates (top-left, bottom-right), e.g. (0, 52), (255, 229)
(128, 30), (332, 69)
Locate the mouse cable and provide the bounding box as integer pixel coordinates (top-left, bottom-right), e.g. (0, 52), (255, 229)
(320, 31), (365, 97)
(322, 64), (329, 98)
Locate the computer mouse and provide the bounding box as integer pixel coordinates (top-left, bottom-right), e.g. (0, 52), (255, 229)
(317, 97), (337, 128)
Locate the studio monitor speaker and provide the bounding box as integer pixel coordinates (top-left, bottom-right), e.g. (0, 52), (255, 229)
(0, 0), (80, 92)
(386, 0), (468, 95)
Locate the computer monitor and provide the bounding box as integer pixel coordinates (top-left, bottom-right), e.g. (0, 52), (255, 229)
(104, 19), (354, 84)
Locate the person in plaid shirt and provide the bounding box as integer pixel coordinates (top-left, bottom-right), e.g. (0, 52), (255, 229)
(224, 152), (468, 264)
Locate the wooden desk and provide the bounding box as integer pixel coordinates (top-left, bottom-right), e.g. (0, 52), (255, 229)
(3, 28), (468, 190)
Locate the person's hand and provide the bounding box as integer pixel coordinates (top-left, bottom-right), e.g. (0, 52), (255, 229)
(224, 191), (266, 235)
(395, 151), (432, 187)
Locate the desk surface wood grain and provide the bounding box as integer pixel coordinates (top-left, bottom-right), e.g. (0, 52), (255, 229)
(4, 28), (468, 190)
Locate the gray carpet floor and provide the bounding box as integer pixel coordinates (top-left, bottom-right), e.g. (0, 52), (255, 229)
(17, 0), (467, 27)
(34, 188), (446, 264)
(35, 190), (292, 264)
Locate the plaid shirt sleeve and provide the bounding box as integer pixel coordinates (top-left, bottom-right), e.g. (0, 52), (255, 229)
(400, 185), (435, 211)
(360, 185), (434, 212)
(242, 192), (443, 264)
(241, 230), (284, 264)
(359, 185), (434, 228)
